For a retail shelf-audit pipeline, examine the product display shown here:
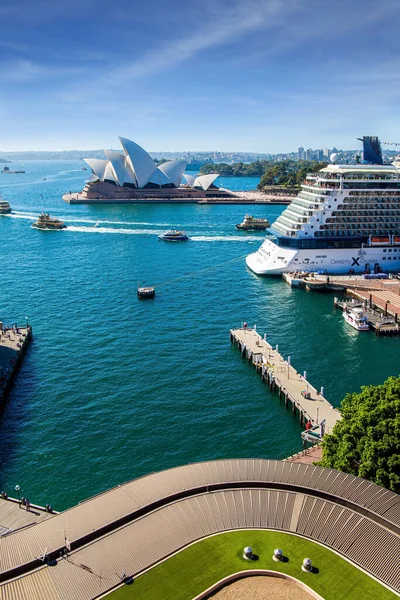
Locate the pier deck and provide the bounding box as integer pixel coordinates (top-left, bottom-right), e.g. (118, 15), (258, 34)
(0, 497), (54, 536)
(0, 324), (32, 403)
(230, 327), (341, 434)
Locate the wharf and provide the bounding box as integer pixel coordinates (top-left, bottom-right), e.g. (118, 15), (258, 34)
(0, 324), (32, 404)
(0, 496), (55, 537)
(230, 327), (341, 433)
(334, 297), (400, 335)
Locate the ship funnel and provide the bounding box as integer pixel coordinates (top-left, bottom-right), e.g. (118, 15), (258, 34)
(357, 136), (383, 164)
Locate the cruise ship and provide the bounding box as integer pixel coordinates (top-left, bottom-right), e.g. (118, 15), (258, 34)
(246, 137), (400, 275)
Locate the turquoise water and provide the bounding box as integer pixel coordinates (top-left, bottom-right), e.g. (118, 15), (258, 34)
(0, 161), (399, 510)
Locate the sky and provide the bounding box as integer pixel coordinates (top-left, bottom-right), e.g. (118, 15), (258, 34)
(1, 0), (400, 153)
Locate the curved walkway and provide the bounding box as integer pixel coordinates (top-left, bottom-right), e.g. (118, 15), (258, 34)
(0, 460), (399, 599)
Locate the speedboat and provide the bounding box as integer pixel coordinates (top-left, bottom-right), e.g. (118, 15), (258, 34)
(343, 307), (369, 331)
(236, 215), (269, 231)
(32, 213), (66, 230)
(0, 199), (12, 214)
(158, 230), (188, 242)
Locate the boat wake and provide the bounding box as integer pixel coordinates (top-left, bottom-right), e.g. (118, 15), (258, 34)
(5, 212), (36, 220)
(66, 226), (159, 235)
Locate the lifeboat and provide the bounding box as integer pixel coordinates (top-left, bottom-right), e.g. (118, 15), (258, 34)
(370, 235), (390, 246)
(392, 236), (400, 245)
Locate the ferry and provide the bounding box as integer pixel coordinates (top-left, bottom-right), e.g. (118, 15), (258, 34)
(246, 137), (400, 275)
(1, 165), (25, 174)
(0, 199), (12, 214)
(236, 214), (270, 231)
(32, 213), (66, 230)
(158, 230), (188, 242)
(343, 307), (370, 331)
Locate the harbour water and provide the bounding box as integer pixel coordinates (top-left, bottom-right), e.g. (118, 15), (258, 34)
(0, 161), (399, 510)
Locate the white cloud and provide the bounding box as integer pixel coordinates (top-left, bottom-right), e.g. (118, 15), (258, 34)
(111, 0), (292, 82)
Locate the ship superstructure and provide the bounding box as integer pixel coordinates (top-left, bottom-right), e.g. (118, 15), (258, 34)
(247, 138), (400, 275)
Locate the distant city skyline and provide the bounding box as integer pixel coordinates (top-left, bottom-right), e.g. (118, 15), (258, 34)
(1, 0), (400, 152)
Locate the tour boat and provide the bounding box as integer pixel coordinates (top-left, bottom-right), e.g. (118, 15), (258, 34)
(0, 199), (12, 214)
(32, 213), (66, 230)
(158, 230), (188, 242)
(246, 136), (400, 275)
(343, 307), (370, 331)
(236, 215), (270, 231)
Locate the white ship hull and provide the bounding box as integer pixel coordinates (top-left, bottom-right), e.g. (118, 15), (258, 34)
(246, 238), (400, 275)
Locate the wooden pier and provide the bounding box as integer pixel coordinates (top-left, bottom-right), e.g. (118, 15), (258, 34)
(0, 323), (32, 405)
(230, 327), (341, 433)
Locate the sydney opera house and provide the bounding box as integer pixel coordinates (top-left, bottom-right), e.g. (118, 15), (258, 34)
(64, 137), (234, 204)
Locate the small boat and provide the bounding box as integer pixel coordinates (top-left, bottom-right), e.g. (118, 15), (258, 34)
(343, 306), (369, 331)
(137, 285), (155, 299)
(236, 215), (270, 231)
(32, 213), (66, 230)
(158, 230), (188, 242)
(0, 199), (12, 214)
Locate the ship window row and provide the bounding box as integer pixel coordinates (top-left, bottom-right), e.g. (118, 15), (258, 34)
(300, 188), (331, 198)
(343, 197), (400, 204)
(286, 206), (313, 217)
(333, 209), (400, 216)
(348, 190), (400, 197)
(303, 182), (339, 190)
(326, 217), (400, 224)
(315, 229), (400, 237)
(319, 225), (400, 233)
(276, 217), (302, 229)
(301, 185), (333, 195)
(283, 210), (309, 222)
(343, 182), (400, 190)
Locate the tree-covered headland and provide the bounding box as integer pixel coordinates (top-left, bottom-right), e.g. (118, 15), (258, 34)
(200, 161), (269, 177)
(320, 376), (400, 493)
(199, 159), (328, 189)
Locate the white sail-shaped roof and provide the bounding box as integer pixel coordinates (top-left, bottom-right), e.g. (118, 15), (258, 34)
(119, 137), (156, 188)
(83, 159), (108, 181)
(194, 173), (219, 191)
(158, 160), (187, 188)
(183, 174), (196, 187)
(104, 162), (116, 183)
(147, 168), (172, 186)
(123, 158), (136, 185)
(104, 150), (128, 186)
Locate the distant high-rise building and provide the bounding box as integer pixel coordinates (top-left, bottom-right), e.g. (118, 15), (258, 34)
(316, 149), (323, 161)
(298, 146), (305, 160)
(305, 148), (313, 160)
(323, 148), (329, 158)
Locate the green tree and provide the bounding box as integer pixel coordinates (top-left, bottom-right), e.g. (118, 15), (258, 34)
(320, 376), (400, 493)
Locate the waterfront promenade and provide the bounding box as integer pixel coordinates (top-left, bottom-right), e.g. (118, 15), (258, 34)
(0, 324), (32, 403)
(230, 327), (341, 433)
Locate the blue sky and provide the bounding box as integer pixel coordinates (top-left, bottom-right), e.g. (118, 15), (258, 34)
(1, 0), (400, 152)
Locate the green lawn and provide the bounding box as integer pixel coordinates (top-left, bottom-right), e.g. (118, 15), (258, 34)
(107, 530), (397, 600)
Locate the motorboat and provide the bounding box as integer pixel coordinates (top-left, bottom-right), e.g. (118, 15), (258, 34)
(32, 213), (66, 230)
(343, 306), (369, 331)
(158, 230), (188, 242)
(0, 199), (12, 214)
(236, 214), (269, 231)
